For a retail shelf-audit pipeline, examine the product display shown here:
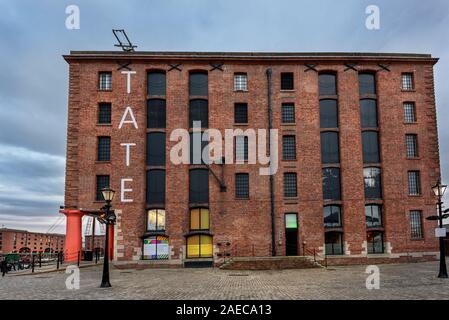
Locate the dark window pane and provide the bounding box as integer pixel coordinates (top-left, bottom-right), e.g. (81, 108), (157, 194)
(98, 103), (111, 124)
(319, 73), (337, 96)
(189, 132), (209, 165)
(148, 71), (166, 96)
(97, 137), (110, 161)
(405, 134), (418, 158)
(320, 99), (338, 128)
(359, 73), (376, 95)
(364, 167), (382, 199)
(284, 173), (297, 197)
(189, 72), (208, 96)
(404, 102), (416, 123)
(147, 99), (166, 128)
(322, 168), (341, 201)
(146, 132), (166, 166)
(325, 232), (343, 255)
(282, 135), (296, 160)
(281, 104), (295, 123)
(324, 206), (341, 228)
(367, 231), (384, 254)
(320, 132), (340, 164)
(96, 175), (110, 201)
(360, 99), (378, 128)
(410, 210), (423, 239)
(235, 173), (249, 198)
(146, 170), (165, 204)
(189, 99), (208, 128)
(234, 103), (248, 123)
(362, 131), (380, 163)
(281, 73), (294, 90)
(365, 205), (382, 228)
(189, 169), (209, 203)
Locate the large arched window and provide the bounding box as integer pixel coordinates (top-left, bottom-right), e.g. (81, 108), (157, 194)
(186, 235), (213, 258)
(190, 208), (210, 230)
(319, 73), (337, 96)
(189, 71), (208, 96)
(358, 72), (376, 95)
(147, 209), (166, 231)
(325, 232), (343, 255)
(143, 235), (169, 260)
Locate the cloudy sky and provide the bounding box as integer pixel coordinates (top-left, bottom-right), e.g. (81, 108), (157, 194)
(1, 0), (449, 234)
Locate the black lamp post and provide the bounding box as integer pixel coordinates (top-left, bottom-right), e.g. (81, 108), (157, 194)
(99, 187), (116, 288)
(428, 180), (448, 278)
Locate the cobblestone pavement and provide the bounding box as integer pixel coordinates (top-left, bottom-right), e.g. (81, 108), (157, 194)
(1, 261), (449, 300)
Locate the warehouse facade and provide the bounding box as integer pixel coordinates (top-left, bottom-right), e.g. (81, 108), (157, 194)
(61, 51), (441, 266)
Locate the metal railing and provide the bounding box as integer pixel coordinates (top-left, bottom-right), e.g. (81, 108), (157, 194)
(304, 247), (328, 268)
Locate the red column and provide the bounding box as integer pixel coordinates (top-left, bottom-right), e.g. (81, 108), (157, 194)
(108, 223), (114, 261)
(60, 210), (84, 262)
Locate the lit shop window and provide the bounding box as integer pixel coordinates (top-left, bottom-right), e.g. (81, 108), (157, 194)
(186, 235), (213, 258)
(143, 236), (169, 260)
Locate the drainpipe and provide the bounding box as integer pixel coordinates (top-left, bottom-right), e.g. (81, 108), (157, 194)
(266, 68), (276, 257)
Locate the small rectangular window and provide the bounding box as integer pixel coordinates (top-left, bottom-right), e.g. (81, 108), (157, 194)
(408, 171), (421, 196)
(410, 210), (423, 239)
(97, 136), (111, 161)
(281, 104), (295, 123)
(404, 102), (416, 123)
(284, 172), (297, 198)
(281, 73), (294, 90)
(282, 135), (296, 160)
(98, 103), (111, 124)
(96, 175), (110, 201)
(148, 71), (166, 96)
(405, 134), (418, 158)
(402, 73), (414, 91)
(234, 103), (248, 123)
(99, 72), (112, 91)
(235, 173), (249, 199)
(235, 136), (248, 162)
(234, 73), (248, 91)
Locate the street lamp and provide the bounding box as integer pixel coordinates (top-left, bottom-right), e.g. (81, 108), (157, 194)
(428, 180), (448, 278)
(100, 187), (116, 288)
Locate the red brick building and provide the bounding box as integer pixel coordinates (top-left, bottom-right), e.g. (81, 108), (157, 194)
(0, 228), (65, 254)
(62, 51), (441, 266)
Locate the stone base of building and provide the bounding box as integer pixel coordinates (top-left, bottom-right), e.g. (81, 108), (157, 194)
(324, 252), (439, 266)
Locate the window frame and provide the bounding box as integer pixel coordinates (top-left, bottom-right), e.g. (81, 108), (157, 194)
(283, 172), (298, 198)
(146, 209), (166, 231)
(323, 205), (342, 228)
(410, 210), (424, 240)
(97, 136), (111, 162)
(365, 205), (383, 228)
(401, 73), (414, 91)
(186, 235), (213, 258)
(146, 132), (166, 166)
(367, 231), (384, 254)
(362, 131), (380, 164)
(234, 103), (248, 124)
(322, 167), (341, 201)
(189, 99), (209, 128)
(189, 207), (210, 231)
(234, 73), (248, 91)
(147, 98), (166, 129)
(189, 168), (209, 204)
(235, 173), (249, 199)
(98, 72), (112, 91)
(281, 103), (295, 124)
(320, 131), (340, 164)
(408, 170), (421, 196)
(189, 71), (208, 96)
(358, 72), (377, 95)
(98, 103), (112, 124)
(282, 135), (297, 161)
(147, 70), (166, 96)
(403, 102), (417, 123)
(319, 72), (337, 96)
(319, 99), (338, 128)
(405, 134), (419, 158)
(280, 72), (294, 90)
(95, 175), (110, 201)
(146, 169), (166, 204)
(363, 167), (382, 200)
(325, 231), (344, 256)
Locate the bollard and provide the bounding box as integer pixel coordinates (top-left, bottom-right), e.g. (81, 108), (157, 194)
(77, 251), (80, 267)
(56, 253), (60, 270)
(1, 257), (7, 277)
(31, 254), (35, 273)
(95, 250), (98, 264)
(39, 252), (42, 268)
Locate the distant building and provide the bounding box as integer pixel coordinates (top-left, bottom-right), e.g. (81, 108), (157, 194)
(0, 228), (65, 254)
(84, 235), (105, 254)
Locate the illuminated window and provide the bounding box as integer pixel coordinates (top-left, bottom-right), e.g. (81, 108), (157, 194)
(147, 209), (166, 231)
(143, 236), (169, 260)
(285, 213), (298, 229)
(190, 208), (210, 230)
(186, 235), (213, 258)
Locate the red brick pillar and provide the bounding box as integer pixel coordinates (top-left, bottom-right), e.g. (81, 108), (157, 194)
(108, 223), (114, 260)
(60, 210), (84, 262)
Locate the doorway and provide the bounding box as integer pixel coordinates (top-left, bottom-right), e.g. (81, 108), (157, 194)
(285, 213), (298, 256)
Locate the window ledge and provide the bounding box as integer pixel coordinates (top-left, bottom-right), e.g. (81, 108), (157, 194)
(96, 123), (112, 127)
(408, 194), (422, 198)
(95, 161), (111, 164)
(234, 90), (248, 93)
(401, 89), (416, 93)
(235, 197), (250, 200)
(406, 157), (421, 160)
(280, 89), (295, 92)
(410, 238), (425, 241)
(234, 123), (249, 126)
(281, 123), (296, 126)
(98, 89), (112, 92)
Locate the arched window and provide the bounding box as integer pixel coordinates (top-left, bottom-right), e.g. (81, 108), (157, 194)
(360, 99), (378, 128)
(189, 99), (208, 128)
(363, 167), (382, 199)
(186, 235), (213, 258)
(147, 209), (166, 231)
(189, 71), (208, 96)
(325, 232), (343, 255)
(143, 235), (169, 260)
(367, 231), (384, 254)
(358, 72), (376, 95)
(319, 73), (337, 96)
(365, 205), (382, 228)
(319, 99), (338, 128)
(147, 71), (166, 96)
(190, 208), (210, 230)
(323, 205), (342, 228)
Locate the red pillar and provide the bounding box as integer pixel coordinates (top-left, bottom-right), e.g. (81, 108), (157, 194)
(60, 210), (84, 262)
(108, 223), (114, 261)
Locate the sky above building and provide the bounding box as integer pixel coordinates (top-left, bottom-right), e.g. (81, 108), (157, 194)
(0, 0), (449, 234)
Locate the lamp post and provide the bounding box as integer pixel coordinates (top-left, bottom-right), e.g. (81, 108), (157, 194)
(428, 180), (448, 278)
(99, 187), (116, 288)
